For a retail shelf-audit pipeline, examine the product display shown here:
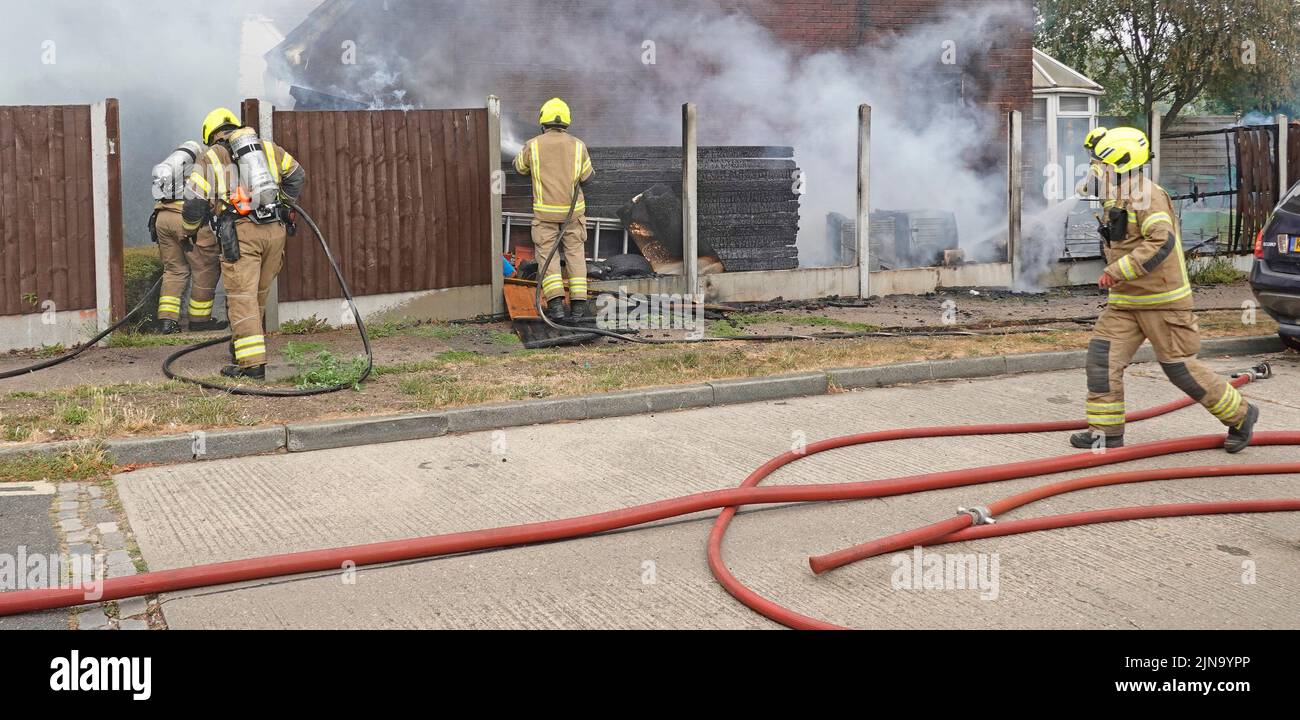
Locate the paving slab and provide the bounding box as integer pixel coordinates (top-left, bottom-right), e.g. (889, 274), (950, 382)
(113, 354), (1300, 629)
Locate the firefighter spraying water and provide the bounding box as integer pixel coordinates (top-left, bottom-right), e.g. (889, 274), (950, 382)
(1069, 127), (1260, 453)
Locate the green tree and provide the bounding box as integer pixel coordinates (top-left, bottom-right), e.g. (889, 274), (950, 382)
(1036, 0), (1300, 128)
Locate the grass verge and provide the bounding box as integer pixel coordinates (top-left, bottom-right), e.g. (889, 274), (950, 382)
(0, 444), (113, 482)
(0, 310), (1279, 444)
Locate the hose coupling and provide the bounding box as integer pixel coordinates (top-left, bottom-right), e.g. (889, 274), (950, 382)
(1232, 363), (1273, 381)
(958, 506), (997, 526)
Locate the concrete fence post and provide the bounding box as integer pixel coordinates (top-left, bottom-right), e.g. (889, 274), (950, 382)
(1279, 114), (1290, 199)
(89, 99), (125, 337)
(1007, 109), (1023, 289)
(857, 104), (871, 300)
(488, 96), (505, 317)
(682, 103), (699, 299)
(1150, 112), (1162, 185)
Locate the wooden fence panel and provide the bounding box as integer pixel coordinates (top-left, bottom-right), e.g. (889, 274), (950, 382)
(0, 105), (97, 316)
(251, 104), (491, 303)
(1237, 127), (1276, 252)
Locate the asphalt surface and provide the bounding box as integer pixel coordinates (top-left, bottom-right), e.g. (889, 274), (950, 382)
(112, 354), (1300, 630)
(0, 483), (67, 630)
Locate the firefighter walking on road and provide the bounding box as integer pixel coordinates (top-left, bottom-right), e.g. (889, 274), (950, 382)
(149, 140), (226, 334)
(513, 98), (595, 321)
(1072, 127), (1260, 453)
(182, 107), (306, 380)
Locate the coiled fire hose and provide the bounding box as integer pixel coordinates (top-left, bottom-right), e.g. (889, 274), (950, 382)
(0, 276), (163, 381)
(1, 366), (1294, 629)
(162, 203), (373, 396)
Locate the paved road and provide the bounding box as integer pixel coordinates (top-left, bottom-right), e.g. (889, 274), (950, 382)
(114, 354), (1300, 629)
(0, 483), (68, 630)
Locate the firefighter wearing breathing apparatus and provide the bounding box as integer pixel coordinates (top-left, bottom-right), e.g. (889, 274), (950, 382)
(149, 140), (226, 334)
(183, 108), (305, 380)
(1076, 127), (1136, 197)
(1072, 127), (1260, 454)
(513, 98), (596, 321)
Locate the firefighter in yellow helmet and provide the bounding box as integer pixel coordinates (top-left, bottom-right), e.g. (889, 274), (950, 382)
(512, 98), (596, 321)
(1075, 127), (1147, 196)
(1073, 127), (1259, 453)
(182, 108), (306, 380)
(149, 139), (226, 334)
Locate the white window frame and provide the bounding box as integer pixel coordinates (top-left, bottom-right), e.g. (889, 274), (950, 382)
(1041, 93), (1098, 204)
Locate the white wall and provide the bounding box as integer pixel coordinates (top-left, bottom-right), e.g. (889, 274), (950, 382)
(0, 310), (101, 354)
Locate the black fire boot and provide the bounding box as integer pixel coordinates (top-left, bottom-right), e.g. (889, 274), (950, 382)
(569, 299), (591, 321)
(188, 318), (230, 332)
(221, 364), (266, 381)
(1225, 404), (1261, 455)
(153, 318), (181, 335)
(545, 297), (568, 322)
(1070, 431), (1124, 450)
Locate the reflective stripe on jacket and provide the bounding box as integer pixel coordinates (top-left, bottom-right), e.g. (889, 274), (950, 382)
(513, 128), (595, 222)
(183, 137), (301, 231)
(1100, 176), (1192, 310)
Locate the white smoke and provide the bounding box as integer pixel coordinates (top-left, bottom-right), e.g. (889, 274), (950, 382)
(1, 0), (1028, 266)
(0, 0), (320, 245)
(314, 0), (1024, 267)
(1019, 196), (1083, 291)
(1240, 111), (1277, 127)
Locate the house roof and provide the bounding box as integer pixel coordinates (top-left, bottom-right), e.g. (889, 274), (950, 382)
(1032, 48), (1103, 96)
(263, 0), (356, 86)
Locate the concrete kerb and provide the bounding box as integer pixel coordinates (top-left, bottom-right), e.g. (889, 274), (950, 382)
(825, 362), (932, 390)
(1201, 335), (1285, 357)
(0, 336), (1285, 476)
(0, 440), (82, 464)
(708, 373), (828, 406)
(106, 436), (194, 466)
(193, 427), (287, 461)
(107, 426), (289, 466)
(442, 397), (591, 434)
(286, 414), (448, 453)
(584, 384), (715, 419)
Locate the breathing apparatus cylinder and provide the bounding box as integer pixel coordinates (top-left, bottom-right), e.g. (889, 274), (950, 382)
(152, 141), (206, 201)
(227, 128), (280, 212)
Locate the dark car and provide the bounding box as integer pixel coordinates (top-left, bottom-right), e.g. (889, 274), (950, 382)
(1251, 181), (1300, 351)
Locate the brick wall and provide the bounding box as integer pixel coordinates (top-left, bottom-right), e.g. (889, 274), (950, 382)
(739, 0), (1033, 123)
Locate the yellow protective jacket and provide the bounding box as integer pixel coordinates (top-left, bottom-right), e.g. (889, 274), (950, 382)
(513, 128), (595, 222)
(182, 131), (304, 232)
(1100, 175), (1192, 310)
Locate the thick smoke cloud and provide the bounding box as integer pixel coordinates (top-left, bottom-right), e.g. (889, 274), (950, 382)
(329, 0), (1021, 267)
(0, 0), (318, 245)
(2, 0), (1023, 267)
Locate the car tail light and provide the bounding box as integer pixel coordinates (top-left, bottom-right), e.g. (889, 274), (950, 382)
(1255, 229), (1265, 258)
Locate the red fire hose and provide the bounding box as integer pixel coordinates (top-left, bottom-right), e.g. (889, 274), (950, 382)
(809, 459), (1300, 573)
(0, 371), (1295, 631)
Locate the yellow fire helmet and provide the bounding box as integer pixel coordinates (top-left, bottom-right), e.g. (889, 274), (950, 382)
(1083, 126), (1108, 152)
(1091, 126), (1151, 174)
(201, 107), (240, 145)
(539, 98), (572, 128)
